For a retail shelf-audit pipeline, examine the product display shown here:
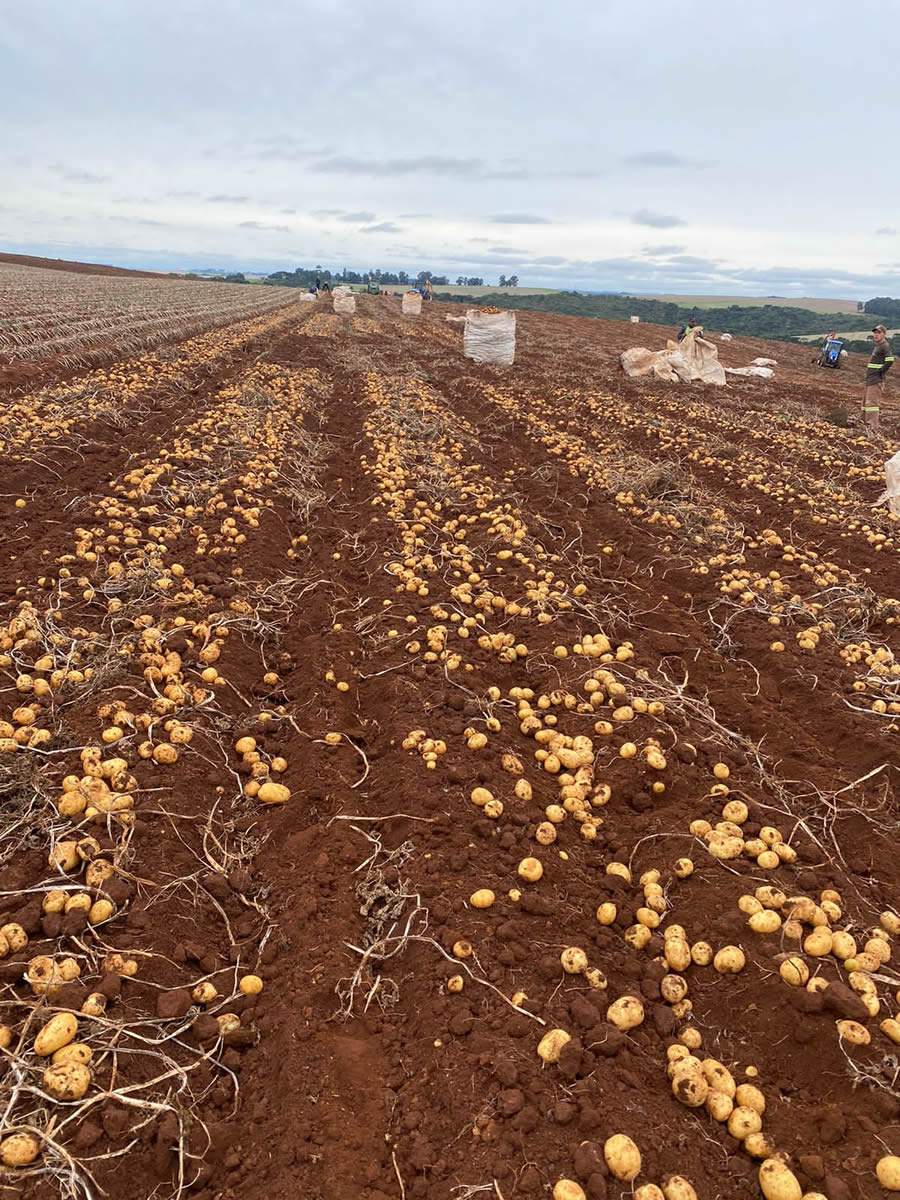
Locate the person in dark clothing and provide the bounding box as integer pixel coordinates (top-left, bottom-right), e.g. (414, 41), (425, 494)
(863, 324), (894, 435)
(677, 318), (700, 342)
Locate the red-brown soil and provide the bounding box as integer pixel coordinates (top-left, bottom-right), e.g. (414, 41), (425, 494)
(0, 251), (166, 278)
(0, 296), (898, 1200)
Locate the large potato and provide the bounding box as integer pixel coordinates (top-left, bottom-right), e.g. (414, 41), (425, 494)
(0, 1133), (41, 1166)
(604, 1133), (641, 1181)
(34, 1012), (78, 1056)
(537, 1029), (571, 1064)
(552, 1182), (586, 1200)
(759, 1158), (802, 1200)
(635, 1187), (665, 1200)
(43, 1061), (91, 1100)
(876, 1156), (900, 1191)
(663, 1178), (698, 1200)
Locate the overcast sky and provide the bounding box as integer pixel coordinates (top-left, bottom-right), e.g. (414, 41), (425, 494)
(1, 0), (898, 297)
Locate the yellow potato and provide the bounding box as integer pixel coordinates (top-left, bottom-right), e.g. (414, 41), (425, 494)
(636, 1187), (665, 1200)
(34, 1012), (78, 1056)
(604, 1133), (641, 1181)
(51, 1042), (92, 1066)
(43, 1060), (91, 1100)
(663, 1178), (698, 1200)
(728, 1105), (763, 1139)
(537, 1028), (571, 1063)
(0, 1132), (41, 1166)
(779, 956), (809, 987)
(713, 946), (746, 973)
(758, 1158), (803, 1200)
(239, 974), (263, 995)
(560, 947), (588, 974)
(876, 1156), (900, 1191)
(470, 889), (495, 910)
(735, 1083), (766, 1114)
(552, 1182), (586, 1200)
(257, 781), (290, 805)
(607, 995), (644, 1031)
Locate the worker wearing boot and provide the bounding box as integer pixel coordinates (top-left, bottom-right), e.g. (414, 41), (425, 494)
(863, 324), (893, 435)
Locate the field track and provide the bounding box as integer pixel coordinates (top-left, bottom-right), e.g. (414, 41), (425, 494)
(0, 292), (898, 1200)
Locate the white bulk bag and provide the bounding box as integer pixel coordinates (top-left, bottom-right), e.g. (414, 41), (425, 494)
(875, 451), (900, 516)
(463, 309), (516, 366)
(401, 291), (422, 316)
(334, 292), (356, 315)
(301, 292), (317, 303)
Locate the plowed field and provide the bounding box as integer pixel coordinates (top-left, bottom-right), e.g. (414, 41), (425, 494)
(1, 294), (898, 1200)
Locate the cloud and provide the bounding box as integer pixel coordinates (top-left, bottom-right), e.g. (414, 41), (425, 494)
(359, 221), (403, 234)
(311, 154), (484, 177)
(632, 209), (687, 229)
(207, 194), (250, 204)
(876, 226), (897, 236)
(642, 243), (687, 256)
(488, 213), (553, 225)
(51, 165), (110, 184)
(624, 151), (711, 169)
(532, 255), (568, 265)
(337, 210), (376, 223)
(469, 237), (491, 243)
(238, 220), (290, 233)
(398, 212), (431, 219)
(487, 245), (530, 255)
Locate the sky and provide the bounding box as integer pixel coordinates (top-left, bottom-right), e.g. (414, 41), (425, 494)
(1, 0), (898, 298)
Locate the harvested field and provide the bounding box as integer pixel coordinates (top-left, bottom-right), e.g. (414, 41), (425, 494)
(0, 291), (898, 1200)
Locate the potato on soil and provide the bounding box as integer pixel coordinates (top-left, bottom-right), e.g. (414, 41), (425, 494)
(604, 1133), (641, 1181)
(43, 1061), (91, 1100)
(635, 1187), (665, 1200)
(0, 1133), (41, 1167)
(34, 1012), (78, 1056)
(239, 974), (264, 995)
(537, 1028), (571, 1063)
(607, 995), (644, 1030)
(663, 1178), (698, 1200)
(876, 1156), (900, 1191)
(758, 1158), (803, 1200)
(553, 1182), (586, 1200)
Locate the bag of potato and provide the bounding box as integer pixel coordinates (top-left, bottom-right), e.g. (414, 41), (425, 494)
(333, 292), (356, 315)
(463, 307), (516, 366)
(401, 291), (423, 316)
(875, 450), (900, 516)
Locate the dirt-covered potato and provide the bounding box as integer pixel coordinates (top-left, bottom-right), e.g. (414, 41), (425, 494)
(52, 1042), (92, 1066)
(779, 956), (809, 986)
(0, 1132), (41, 1167)
(43, 1061), (91, 1100)
(604, 1133), (641, 1181)
(34, 1012), (78, 1056)
(635, 1186), (665, 1200)
(663, 1178), (698, 1200)
(728, 1105), (763, 1139)
(607, 995), (644, 1031)
(735, 1083), (766, 1114)
(560, 947), (588, 974)
(537, 1028), (572, 1064)
(713, 946), (746, 973)
(552, 1181), (586, 1200)
(758, 1158), (803, 1200)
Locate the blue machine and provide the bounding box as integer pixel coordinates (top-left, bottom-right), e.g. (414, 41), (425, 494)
(819, 337), (844, 368)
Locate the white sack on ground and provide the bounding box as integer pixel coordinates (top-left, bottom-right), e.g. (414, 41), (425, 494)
(752, 357), (778, 367)
(675, 328), (727, 385)
(463, 309), (516, 366)
(725, 366), (775, 379)
(720, 333), (734, 342)
(301, 292), (317, 303)
(875, 450), (900, 516)
(401, 291), (422, 316)
(621, 347), (691, 383)
(334, 293), (356, 315)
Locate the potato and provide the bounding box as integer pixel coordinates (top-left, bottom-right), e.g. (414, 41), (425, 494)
(758, 1158), (803, 1200)
(665, 939), (691, 971)
(749, 910), (782, 935)
(604, 1133), (641, 1181)
(34, 1012), (78, 1056)
(702, 1058), (736, 1097)
(239, 974), (263, 995)
(744, 1132), (776, 1159)
(561, 947), (588, 974)
(192, 981), (218, 1004)
(537, 1028), (571, 1064)
(52, 1042), (92, 1066)
(216, 1013), (240, 1035)
(836, 1019), (870, 1045)
(43, 1061), (91, 1100)
(470, 889), (495, 910)
(739, 894), (763, 915)
(636, 1188), (664, 1200)
(584, 967), (607, 991)
(607, 995), (644, 1031)
(82, 993), (107, 1017)
(671, 1066), (708, 1108)
(663, 1178), (698, 1200)
(728, 1105), (763, 1139)
(713, 946), (746, 973)
(881, 1018), (900, 1045)
(1, 923), (27, 952)
(88, 899), (115, 925)
(596, 902), (617, 925)
(680, 1027), (702, 1049)
(625, 924), (652, 950)
(876, 1156), (900, 1191)
(517, 857), (543, 882)
(706, 1090), (734, 1121)
(661, 974), (688, 1004)
(779, 956), (809, 987)
(735, 1083), (766, 1114)
(552, 1182), (586, 1200)
(691, 941), (713, 966)
(257, 781), (290, 805)
(803, 927), (833, 956)
(0, 1132), (41, 1167)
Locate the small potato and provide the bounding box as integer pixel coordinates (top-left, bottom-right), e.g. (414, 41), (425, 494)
(673, 858), (694, 879)
(758, 1158), (803, 1200)
(661, 975), (688, 1004)
(713, 946), (746, 974)
(452, 940), (472, 960)
(635, 1187), (665, 1200)
(749, 910), (782, 935)
(607, 995), (644, 1031)
(803, 927), (833, 957)
(560, 947), (588, 974)
(35, 1012), (78, 1056)
(52, 1042), (92, 1066)
(447, 975), (464, 993)
(663, 1178), (698, 1200)
(836, 1019), (870, 1045)
(584, 967), (607, 991)
(470, 787), (493, 807)
(216, 1014), (240, 1035)
(192, 981), (218, 1005)
(43, 1060), (91, 1100)
(552, 1182), (586, 1200)
(81, 993), (107, 1017)
(239, 974), (263, 996)
(876, 1155), (900, 1191)
(679, 1027), (702, 1050)
(739, 894), (763, 915)
(671, 1067), (708, 1108)
(691, 941), (713, 966)
(779, 956), (810, 987)
(596, 902), (617, 925)
(535, 822), (557, 845)
(257, 781), (290, 805)
(470, 889), (495, 910)
(604, 1133), (641, 1182)
(625, 924), (652, 950)
(0, 1132), (41, 1167)
(735, 1083), (766, 1114)
(728, 1105), (763, 1140)
(665, 938), (692, 971)
(702, 1058), (736, 1097)
(880, 1017), (900, 1045)
(744, 1133), (776, 1159)
(1, 923), (27, 952)
(537, 1028), (571, 1064)
(517, 857), (543, 883)
(706, 1090), (734, 1122)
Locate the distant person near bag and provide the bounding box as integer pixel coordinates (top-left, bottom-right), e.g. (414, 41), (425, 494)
(863, 324), (894, 435)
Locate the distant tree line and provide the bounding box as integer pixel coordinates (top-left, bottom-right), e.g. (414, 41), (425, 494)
(261, 266), (464, 288)
(436, 291), (880, 340)
(864, 297), (900, 319)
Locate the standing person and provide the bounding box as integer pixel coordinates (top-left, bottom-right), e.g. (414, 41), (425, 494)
(863, 324), (894, 435)
(424, 278), (433, 301)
